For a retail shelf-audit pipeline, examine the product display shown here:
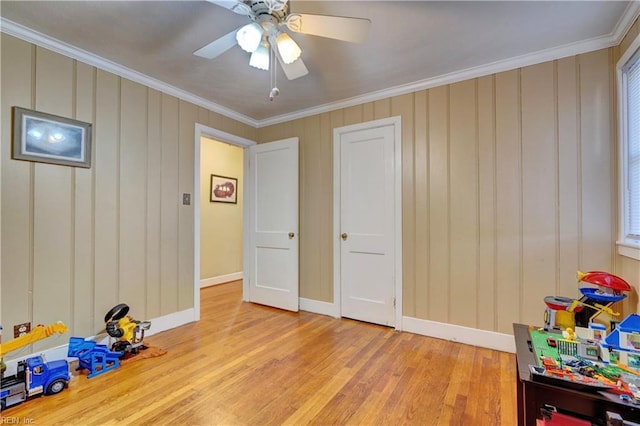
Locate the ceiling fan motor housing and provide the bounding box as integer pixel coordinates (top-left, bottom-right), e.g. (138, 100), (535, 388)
(248, 0), (289, 21)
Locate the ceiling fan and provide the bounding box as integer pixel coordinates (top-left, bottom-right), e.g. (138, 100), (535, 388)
(194, 0), (372, 81)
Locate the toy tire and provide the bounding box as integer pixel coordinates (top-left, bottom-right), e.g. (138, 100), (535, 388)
(46, 379), (67, 395)
(106, 320), (124, 338)
(112, 340), (130, 355)
(104, 303), (130, 323)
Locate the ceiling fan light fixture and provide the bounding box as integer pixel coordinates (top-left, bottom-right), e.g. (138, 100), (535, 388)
(249, 41), (270, 70)
(236, 22), (263, 53)
(276, 32), (301, 64)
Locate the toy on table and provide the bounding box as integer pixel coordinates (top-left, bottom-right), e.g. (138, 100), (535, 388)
(573, 271), (631, 329)
(0, 322), (70, 409)
(543, 271), (631, 332)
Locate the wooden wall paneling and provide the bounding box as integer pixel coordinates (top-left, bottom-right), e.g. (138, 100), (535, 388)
(319, 112), (333, 302)
(119, 79), (148, 313)
(362, 102), (374, 122)
(72, 61), (96, 337)
(93, 70), (120, 332)
(520, 62), (558, 323)
(344, 105), (363, 126)
(1, 35), (33, 336)
(160, 94), (179, 315)
(146, 89), (162, 319)
(374, 99), (391, 120)
(427, 86), (450, 322)
(617, 256), (640, 313)
(449, 80), (478, 328)
(579, 50), (614, 271)
(178, 100), (197, 311)
(198, 107), (209, 127)
(477, 75), (497, 331)
(556, 57), (581, 297)
(300, 115), (322, 300)
(32, 48), (74, 351)
(258, 121), (293, 144)
(494, 70), (522, 333)
(392, 93), (415, 317)
(413, 90), (429, 319)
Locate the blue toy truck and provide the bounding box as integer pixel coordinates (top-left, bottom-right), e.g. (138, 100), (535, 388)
(0, 355), (70, 409)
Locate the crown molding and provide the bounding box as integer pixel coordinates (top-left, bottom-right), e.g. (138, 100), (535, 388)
(0, 18), (259, 128)
(256, 1), (640, 128)
(3, 0), (640, 130)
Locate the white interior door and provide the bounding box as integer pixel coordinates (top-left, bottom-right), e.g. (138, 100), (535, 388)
(337, 123), (398, 326)
(245, 137), (299, 311)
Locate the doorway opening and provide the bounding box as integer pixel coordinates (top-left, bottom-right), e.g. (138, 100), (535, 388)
(193, 124), (255, 320)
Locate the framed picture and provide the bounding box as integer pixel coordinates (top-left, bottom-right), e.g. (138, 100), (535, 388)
(12, 106), (92, 168)
(210, 174), (238, 204)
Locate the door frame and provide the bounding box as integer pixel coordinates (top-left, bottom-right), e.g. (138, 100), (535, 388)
(193, 123), (256, 321)
(332, 116), (403, 330)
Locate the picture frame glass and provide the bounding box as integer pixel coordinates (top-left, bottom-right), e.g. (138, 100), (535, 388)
(22, 115), (86, 161)
(210, 174), (238, 204)
(12, 106), (92, 168)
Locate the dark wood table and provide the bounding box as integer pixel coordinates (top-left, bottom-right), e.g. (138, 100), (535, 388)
(513, 323), (640, 425)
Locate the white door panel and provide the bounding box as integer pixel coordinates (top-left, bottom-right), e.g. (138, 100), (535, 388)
(246, 138), (299, 312)
(338, 124), (396, 326)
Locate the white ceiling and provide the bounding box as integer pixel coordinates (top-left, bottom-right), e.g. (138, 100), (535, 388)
(1, 1), (638, 127)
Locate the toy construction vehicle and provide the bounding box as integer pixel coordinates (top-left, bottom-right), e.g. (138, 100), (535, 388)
(1, 322), (70, 409)
(104, 304), (151, 356)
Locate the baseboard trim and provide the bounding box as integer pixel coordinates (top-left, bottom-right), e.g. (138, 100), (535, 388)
(200, 272), (243, 288)
(402, 316), (516, 353)
(2, 308), (196, 376)
(299, 298), (339, 318)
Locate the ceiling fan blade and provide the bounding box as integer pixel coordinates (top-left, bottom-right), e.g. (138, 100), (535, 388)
(194, 29), (238, 59)
(286, 13), (371, 43)
(279, 56), (309, 81)
(206, 0), (253, 16)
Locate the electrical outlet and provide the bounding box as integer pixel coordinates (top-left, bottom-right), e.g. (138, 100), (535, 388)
(182, 193), (191, 205)
(14, 322), (31, 338)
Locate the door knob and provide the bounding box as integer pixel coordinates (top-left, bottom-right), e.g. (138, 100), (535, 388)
(288, 232), (295, 239)
(341, 233), (348, 241)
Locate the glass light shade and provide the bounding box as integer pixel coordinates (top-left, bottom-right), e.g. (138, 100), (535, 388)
(249, 42), (270, 70)
(276, 32), (301, 64)
(236, 23), (263, 53)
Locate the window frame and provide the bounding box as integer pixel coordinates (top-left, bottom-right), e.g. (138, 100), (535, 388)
(617, 32), (640, 260)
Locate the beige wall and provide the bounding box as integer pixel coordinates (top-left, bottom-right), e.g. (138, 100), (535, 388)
(258, 48), (623, 334)
(3, 22), (639, 349)
(200, 138), (244, 280)
(0, 34), (256, 353)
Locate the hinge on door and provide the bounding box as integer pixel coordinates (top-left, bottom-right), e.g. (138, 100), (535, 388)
(393, 297), (396, 308)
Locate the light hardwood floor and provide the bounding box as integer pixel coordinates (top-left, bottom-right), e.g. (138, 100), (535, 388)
(2, 281), (517, 425)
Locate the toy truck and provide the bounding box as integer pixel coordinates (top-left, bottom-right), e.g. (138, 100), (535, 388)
(0, 322), (70, 409)
(1, 355), (70, 409)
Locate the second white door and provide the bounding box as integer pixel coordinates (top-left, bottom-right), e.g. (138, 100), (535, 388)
(336, 121), (399, 327)
(245, 137), (299, 312)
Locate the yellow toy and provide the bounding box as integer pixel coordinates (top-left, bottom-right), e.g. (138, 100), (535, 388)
(104, 304), (150, 355)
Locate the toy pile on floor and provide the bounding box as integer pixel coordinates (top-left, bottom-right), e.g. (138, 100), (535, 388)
(70, 303), (166, 376)
(1, 303), (166, 409)
(533, 270), (640, 405)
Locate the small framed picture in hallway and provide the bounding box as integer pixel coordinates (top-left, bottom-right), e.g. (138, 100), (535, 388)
(210, 174), (237, 204)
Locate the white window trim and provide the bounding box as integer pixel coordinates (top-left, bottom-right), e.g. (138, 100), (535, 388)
(617, 31), (640, 260)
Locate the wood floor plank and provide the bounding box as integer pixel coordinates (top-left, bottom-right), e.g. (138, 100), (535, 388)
(1, 281), (517, 425)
